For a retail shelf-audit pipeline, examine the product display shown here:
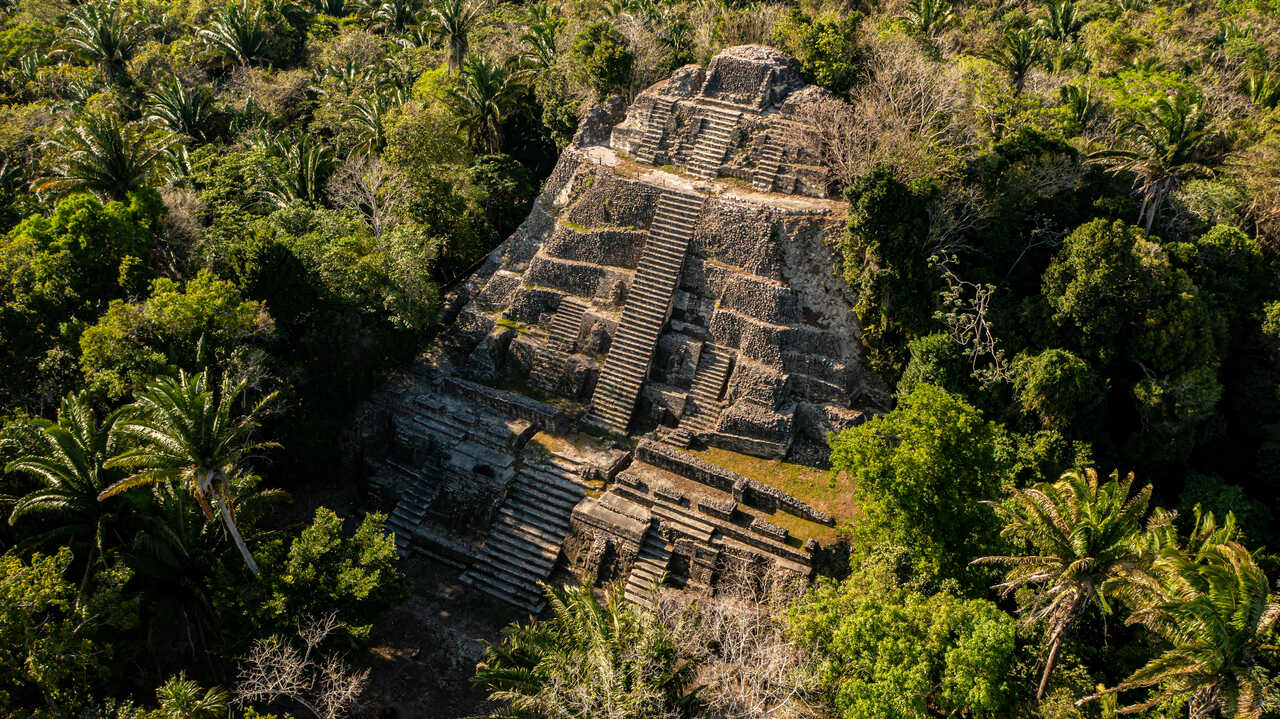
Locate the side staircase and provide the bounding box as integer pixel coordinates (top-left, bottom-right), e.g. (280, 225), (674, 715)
(752, 136), (785, 192)
(460, 453), (589, 613)
(635, 97), (675, 164)
(664, 345), (735, 449)
(381, 461), (440, 556)
(690, 106), (741, 179)
(624, 525), (673, 609)
(529, 296), (588, 394)
(587, 190), (706, 434)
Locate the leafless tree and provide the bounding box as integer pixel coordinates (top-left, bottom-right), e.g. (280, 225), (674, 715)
(653, 565), (821, 719)
(235, 613), (369, 719)
(800, 31), (973, 188)
(326, 154), (408, 242)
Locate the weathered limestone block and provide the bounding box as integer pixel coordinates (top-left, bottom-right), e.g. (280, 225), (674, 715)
(443, 375), (572, 434)
(691, 203), (780, 279)
(573, 95), (627, 147)
(536, 146), (586, 210)
(543, 225), (646, 268)
(750, 517), (788, 542)
(655, 333), (703, 388)
(641, 382), (687, 424)
(698, 496), (736, 520)
(524, 255), (628, 303)
(709, 309), (784, 366)
(563, 355), (600, 402)
(580, 312), (617, 356)
(719, 275), (800, 326)
(725, 359), (788, 409)
(474, 270), (522, 310)
(699, 45), (805, 108)
(445, 307), (496, 357)
(506, 333), (540, 377)
(503, 287), (563, 325)
(715, 400), (794, 451)
(653, 482), (685, 505)
(665, 64), (705, 96)
(465, 327), (513, 381)
(786, 370), (848, 405)
(564, 173), (662, 229)
(778, 325), (846, 359)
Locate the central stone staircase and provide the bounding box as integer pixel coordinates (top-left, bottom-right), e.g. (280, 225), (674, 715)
(690, 106), (741, 179)
(530, 296), (588, 394)
(624, 525), (672, 609)
(665, 345), (735, 449)
(587, 190), (705, 434)
(635, 97), (675, 164)
(460, 452), (589, 613)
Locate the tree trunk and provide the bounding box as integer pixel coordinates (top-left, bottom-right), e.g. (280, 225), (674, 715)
(1037, 632), (1063, 699)
(214, 492), (260, 577)
(75, 541), (98, 611)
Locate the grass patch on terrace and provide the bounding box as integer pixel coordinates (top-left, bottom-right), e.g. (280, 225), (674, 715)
(686, 446), (857, 544)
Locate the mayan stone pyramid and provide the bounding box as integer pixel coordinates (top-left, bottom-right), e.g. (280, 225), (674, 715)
(356, 46), (885, 611)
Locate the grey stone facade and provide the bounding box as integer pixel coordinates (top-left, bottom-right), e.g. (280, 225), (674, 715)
(355, 46), (886, 612)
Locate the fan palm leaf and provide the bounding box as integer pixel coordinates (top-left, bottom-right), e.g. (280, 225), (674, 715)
(974, 468), (1153, 698)
(7, 391), (129, 604)
(101, 371), (278, 576)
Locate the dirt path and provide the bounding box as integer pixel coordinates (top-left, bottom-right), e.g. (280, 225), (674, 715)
(358, 555), (526, 718)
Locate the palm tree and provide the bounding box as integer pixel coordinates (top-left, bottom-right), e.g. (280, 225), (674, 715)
(155, 673), (228, 719)
(7, 392), (128, 603)
(446, 55), (522, 154)
(42, 115), (170, 201)
(125, 479), (284, 657)
(369, 0), (422, 33)
(1090, 89), (1222, 232)
(429, 0), (486, 71)
(902, 0), (954, 39)
(146, 79), (216, 142)
(1059, 83), (1098, 129)
(973, 468), (1153, 699)
(59, 0), (149, 80)
(1247, 69), (1280, 110)
(199, 0), (271, 66)
(518, 3), (562, 71)
(305, 0), (350, 16)
(474, 582), (700, 718)
(1098, 513), (1279, 718)
(259, 133), (337, 206)
(100, 371), (278, 576)
(344, 92), (393, 156)
(988, 26), (1045, 97)
(1040, 0), (1083, 41)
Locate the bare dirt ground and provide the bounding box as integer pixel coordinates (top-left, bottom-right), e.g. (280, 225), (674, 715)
(357, 554), (527, 719)
(281, 479), (524, 718)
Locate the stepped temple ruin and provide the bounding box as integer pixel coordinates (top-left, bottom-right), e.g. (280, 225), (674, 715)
(357, 46), (885, 612)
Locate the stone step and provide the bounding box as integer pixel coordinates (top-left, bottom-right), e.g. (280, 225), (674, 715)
(500, 498), (575, 534)
(636, 97), (675, 164)
(652, 502), (716, 542)
(518, 467), (588, 500)
(474, 545), (554, 586)
(588, 186), (704, 434)
(483, 526), (560, 566)
(460, 567), (543, 612)
(488, 517), (562, 556)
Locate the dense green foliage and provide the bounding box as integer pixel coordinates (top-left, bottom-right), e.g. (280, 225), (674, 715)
(789, 564), (1018, 718)
(829, 383), (1007, 588)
